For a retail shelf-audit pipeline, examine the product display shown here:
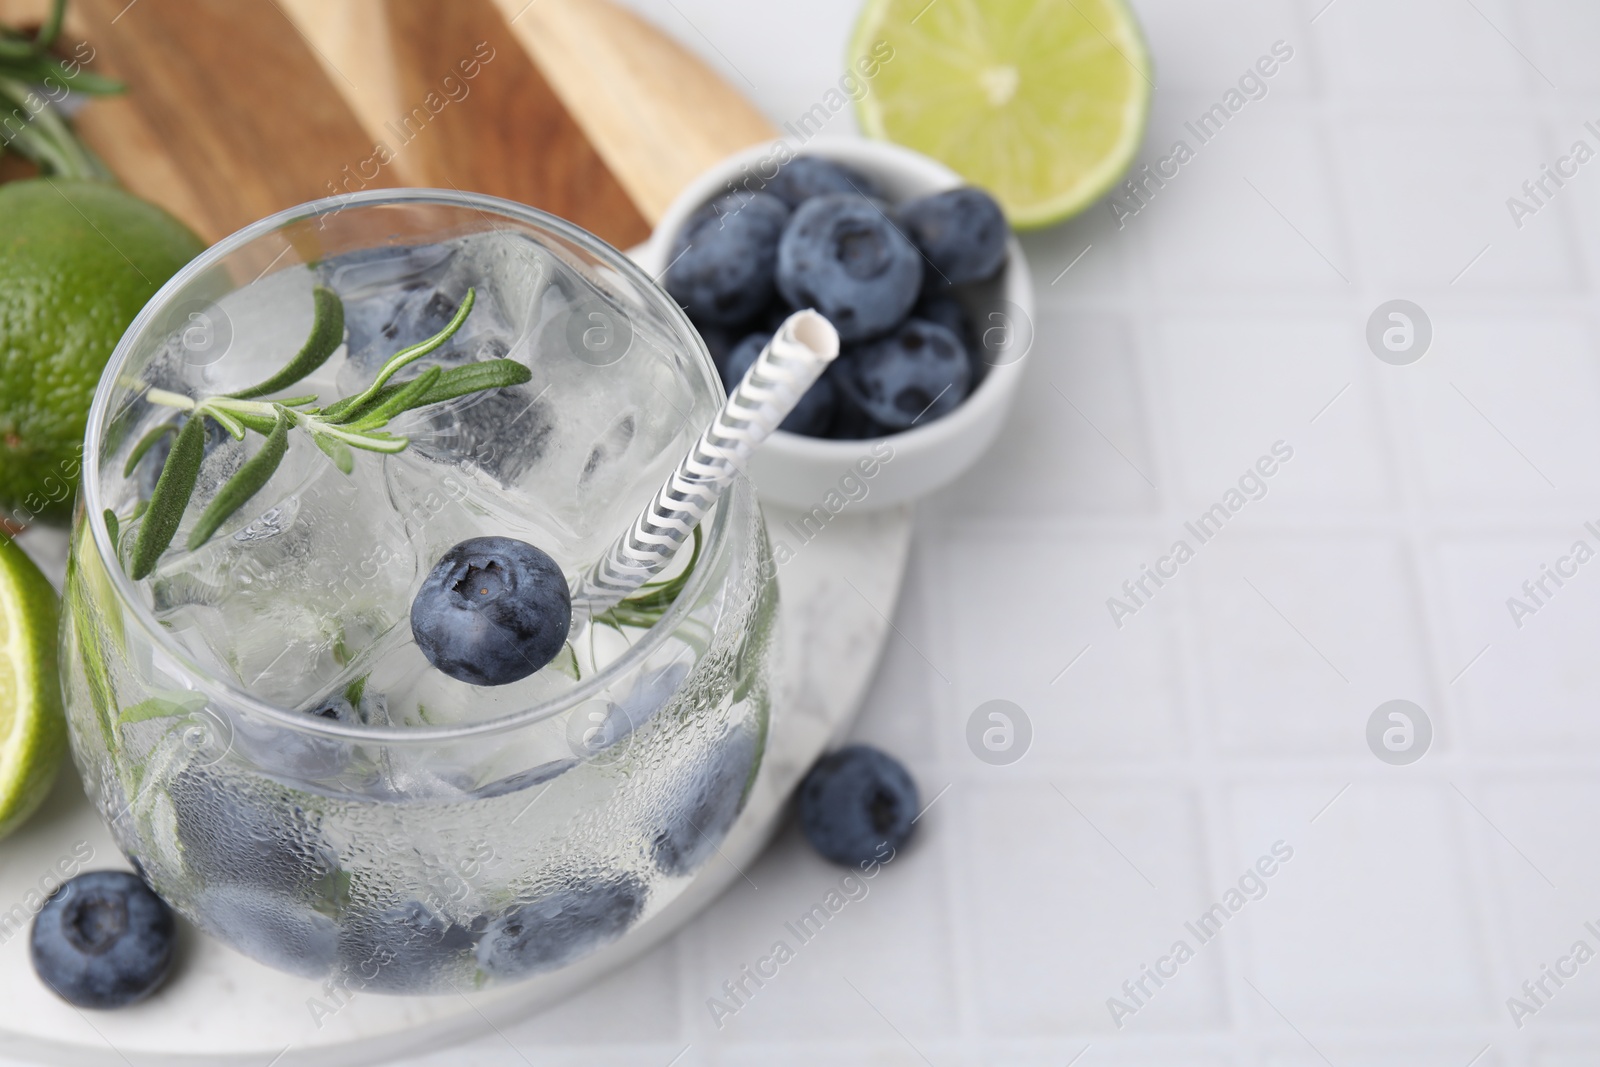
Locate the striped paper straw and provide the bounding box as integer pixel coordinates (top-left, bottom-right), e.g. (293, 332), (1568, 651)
(569, 309), (840, 623)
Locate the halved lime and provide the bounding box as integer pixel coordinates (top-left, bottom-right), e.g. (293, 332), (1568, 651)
(850, 0), (1153, 229)
(0, 532), (67, 839)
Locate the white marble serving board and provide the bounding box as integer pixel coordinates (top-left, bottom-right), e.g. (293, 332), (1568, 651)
(0, 502), (911, 1064)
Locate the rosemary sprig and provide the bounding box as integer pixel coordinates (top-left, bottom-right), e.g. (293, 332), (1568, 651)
(126, 284), (532, 579)
(0, 0), (122, 182)
(186, 406), (289, 550)
(130, 415), (205, 579)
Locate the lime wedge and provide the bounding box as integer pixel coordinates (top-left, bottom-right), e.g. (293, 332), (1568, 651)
(850, 0), (1153, 229)
(0, 533), (67, 840)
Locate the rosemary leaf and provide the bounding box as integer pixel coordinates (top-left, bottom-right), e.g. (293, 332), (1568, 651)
(123, 422), (176, 478)
(227, 286), (345, 400)
(205, 405), (246, 440)
(412, 359), (531, 408)
(347, 366), (441, 432)
(1, 51), (122, 93)
(130, 414), (207, 580)
(187, 407), (290, 551)
(231, 411), (280, 435)
(103, 510), (120, 552)
(36, 0), (64, 48)
(117, 280), (522, 581)
(0, 0), (61, 59)
(51, 64), (122, 94)
(341, 431), (410, 454)
(313, 392), (369, 423)
(324, 358), (530, 424)
(339, 289), (474, 415)
(313, 432), (354, 474)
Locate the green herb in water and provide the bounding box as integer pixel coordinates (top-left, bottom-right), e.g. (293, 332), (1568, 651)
(126, 284), (531, 579)
(593, 525), (703, 632)
(0, 0), (122, 181)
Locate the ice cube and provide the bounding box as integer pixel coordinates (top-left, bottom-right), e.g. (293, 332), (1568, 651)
(381, 449), (575, 583)
(578, 411), (637, 491)
(407, 383), (556, 487)
(360, 636), (574, 730)
(319, 236), (552, 393)
(150, 438), (417, 708)
(227, 696), (361, 783)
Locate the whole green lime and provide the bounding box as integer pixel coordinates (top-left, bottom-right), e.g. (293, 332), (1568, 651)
(0, 179), (203, 526)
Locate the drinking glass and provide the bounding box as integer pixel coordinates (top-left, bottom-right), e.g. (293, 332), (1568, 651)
(60, 190), (777, 994)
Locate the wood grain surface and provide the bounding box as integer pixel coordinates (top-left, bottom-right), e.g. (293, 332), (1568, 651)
(487, 0), (776, 223)
(0, 0), (711, 247)
(276, 0), (649, 247)
(1, 0), (393, 241)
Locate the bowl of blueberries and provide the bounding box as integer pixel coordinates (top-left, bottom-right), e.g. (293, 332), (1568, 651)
(637, 136), (1034, 511)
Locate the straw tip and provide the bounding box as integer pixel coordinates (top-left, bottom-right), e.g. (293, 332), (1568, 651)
(778, 309), (840, 364)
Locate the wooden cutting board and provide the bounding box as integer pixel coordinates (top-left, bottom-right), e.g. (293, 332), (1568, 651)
(0, 0), (775, 246)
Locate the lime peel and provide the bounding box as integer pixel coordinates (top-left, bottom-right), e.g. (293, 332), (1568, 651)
(0, 532), (68, 840)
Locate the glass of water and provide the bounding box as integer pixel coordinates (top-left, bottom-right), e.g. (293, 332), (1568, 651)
(61, 190), (777, 993)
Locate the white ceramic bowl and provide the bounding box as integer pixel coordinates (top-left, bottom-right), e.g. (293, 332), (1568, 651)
(632, 136), (1035, 512)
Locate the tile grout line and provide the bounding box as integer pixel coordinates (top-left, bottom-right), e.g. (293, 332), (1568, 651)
(910, 532), (990, 1049)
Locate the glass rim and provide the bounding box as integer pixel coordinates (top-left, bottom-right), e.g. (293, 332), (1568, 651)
(80, 187), (738, 744)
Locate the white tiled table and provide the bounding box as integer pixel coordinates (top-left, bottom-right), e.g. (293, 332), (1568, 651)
(25, 0), (1600, 1063)
(400, 0), (1600, 1063)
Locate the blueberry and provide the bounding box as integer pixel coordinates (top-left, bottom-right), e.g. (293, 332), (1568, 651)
(763, 156), (880, 208)
(831, 319), (972, 434)
(721, 332), (836, 437)
(777, 195), (923, 343)
(914, 291), (985, 385)
(230, 697), (358, 781)
(311, 696), (357, 722)
(411, 537), (572, 687)
(699, 301), (796, 379)
(476, 874), (645, 979)
(823, 389), (894, 441)
(651, 723), (760, 876)
(797, 745), (919, 867)
(898, 187), (1009, 287)
(339, 900), (482, 992)
(195, 885), (337, 978)
(760, 300), (799, 332)
(694, 322), (742, 378)
(666, 192), (791, 325)
(170, 768), (340, 895)
(913, 291), (973, 349)
(30, 871), (176, 1009)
